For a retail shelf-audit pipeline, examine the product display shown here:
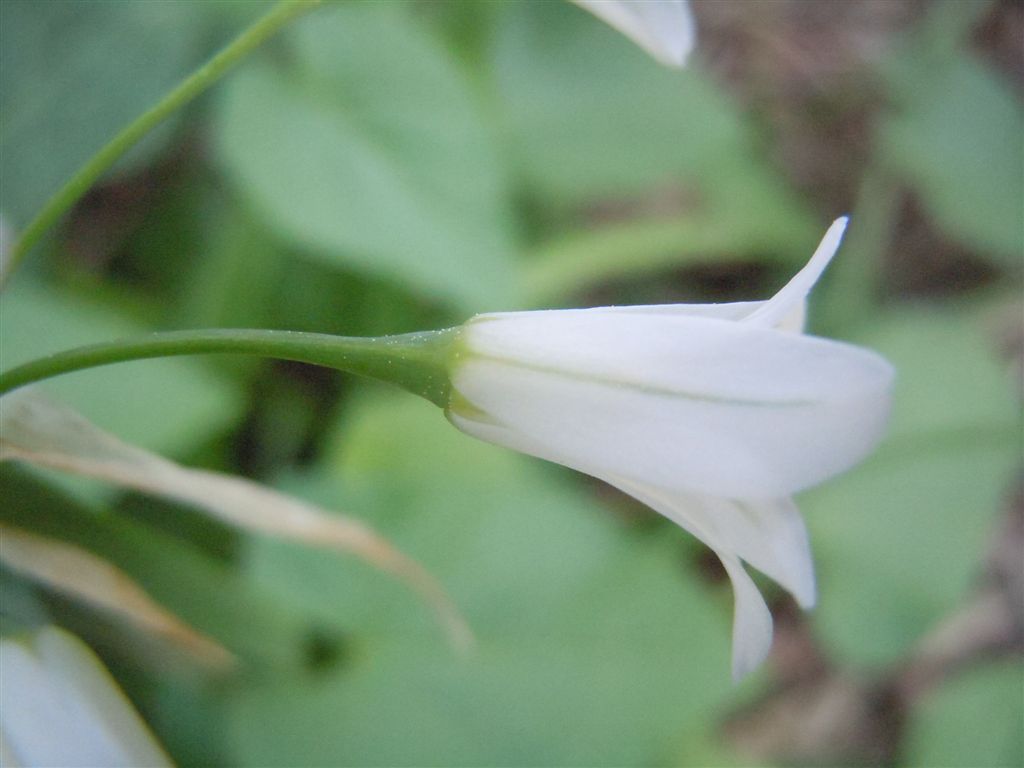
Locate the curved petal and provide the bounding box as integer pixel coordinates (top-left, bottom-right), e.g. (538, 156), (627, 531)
(479, 218), (848, 334)
(625, 478), (781, 679)
(608, 479), (815, 609)
(571, 0), (696, 68)
(447, 416), (784, 679)
(719, 554), (774, 681)
(611, 472), (779, 680)
(455, 313), (893, 498)
(744, 217), (848, 329)
(706, 496), (815, 609)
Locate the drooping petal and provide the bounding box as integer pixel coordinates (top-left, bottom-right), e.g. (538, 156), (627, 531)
(453, 312), (893, 498)
(615, 471), (780, 680)
(609, 479), (815, 609)
(719, 554), (774, 681)
(447, 417), (787, 679)
(705, 496), (815, 609)
(571, 0), (696, 68)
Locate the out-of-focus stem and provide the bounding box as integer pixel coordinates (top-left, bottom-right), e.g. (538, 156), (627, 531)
(3, 0), (320, 285)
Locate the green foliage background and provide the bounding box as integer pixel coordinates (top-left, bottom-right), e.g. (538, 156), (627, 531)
(1, 1), (1021, 765)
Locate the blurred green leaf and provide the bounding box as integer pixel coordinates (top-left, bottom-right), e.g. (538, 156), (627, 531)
(494, 1), (735, 202)
(0, 280), (242, 459)
(0, 0), (204, 225)
(806, 436), (1014, 668)
(214, 3), (516, 312)
(805, 307), (1018, 666)
(0, 570), (51, 634)
(864, 308), (1019, 441)
(904, 660), (1024, 767)
(232, 392), (744, 766)
(882, 51), (1023, 264)
(524, 210), (817, 306)
(813, 167), (902, 337)
(492, 1), (817, 300)
(146, 678), (232, 768)
(175, 199), (286, 331)
(268, 258), (456, 338)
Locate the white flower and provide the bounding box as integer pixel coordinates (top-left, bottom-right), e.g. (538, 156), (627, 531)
(447, 218), (894, 680)
(571, 0), (697, 68)
(0, 626), (172, 767)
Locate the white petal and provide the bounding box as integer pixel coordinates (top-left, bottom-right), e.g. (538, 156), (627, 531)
(0, 628), (172, 767)
(558, 299), (806, 333)
(555, 301), (766, 322)
(443, 419), (783, 679)
(607, 479), (815, 609)
(707, 497), (815, 609)
(775, 300), (807, 334)
(455, 312), (893, 497)
(571, 0), (696, 68)
(719, 554), (774, 681)
(744, 217), (848, 329)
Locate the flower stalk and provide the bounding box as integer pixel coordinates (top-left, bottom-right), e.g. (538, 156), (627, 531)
(0, 328), (458, 407)
(3, 0), (321, 285)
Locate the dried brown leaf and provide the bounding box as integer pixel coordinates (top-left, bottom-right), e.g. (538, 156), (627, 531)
(0, 390), (473, 651)
(0, 524), (233, 669)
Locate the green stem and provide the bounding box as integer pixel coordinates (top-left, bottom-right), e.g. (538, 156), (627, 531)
(815, 165), (901, 337)
(4, 0), (320, 284)
(0, 328), (458, 408)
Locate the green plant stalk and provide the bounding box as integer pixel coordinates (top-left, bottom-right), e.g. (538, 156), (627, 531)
(0, 328), (459, 408)
(815, 165), (901, 337)
(4, 0), (320, 284)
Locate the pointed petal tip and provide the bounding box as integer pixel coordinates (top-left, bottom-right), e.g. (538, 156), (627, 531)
(744, 217), (851, 329)
(572, 0), (696, 69)
(721, 556), (774, 683)
(775, 503), (817, 609)
(778, 560), (816, 612)
(814, 216), (850, 271)
(821, 215), (850, 252)
(794, 577), (817, 611)
(731, 627), (773, 683)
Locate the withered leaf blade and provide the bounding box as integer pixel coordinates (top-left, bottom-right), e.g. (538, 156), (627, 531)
(0, 389), (472, 652)
(0, 524), (233, 669)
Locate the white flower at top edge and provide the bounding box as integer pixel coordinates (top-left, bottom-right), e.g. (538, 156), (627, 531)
(0, 626), (173, 767)
(446, 218), (895, 680)
(571, 0), (697, 68)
